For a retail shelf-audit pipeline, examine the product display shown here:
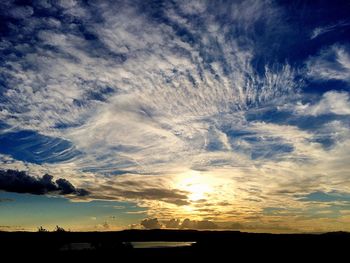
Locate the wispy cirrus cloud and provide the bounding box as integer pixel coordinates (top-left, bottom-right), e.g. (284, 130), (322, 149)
(310, 20), (350, 39)
(294, 91), (350, 116)
(306, 44), (350, 83)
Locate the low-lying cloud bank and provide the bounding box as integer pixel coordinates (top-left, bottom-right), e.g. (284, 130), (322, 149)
(0, 169), (89, 196)
(139, 218), (296, 232)
(140, 218), (219, 230)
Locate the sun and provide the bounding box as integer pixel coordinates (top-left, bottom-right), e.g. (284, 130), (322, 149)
(176, 170), (213, 202)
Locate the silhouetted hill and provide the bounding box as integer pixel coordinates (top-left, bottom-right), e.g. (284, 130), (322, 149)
(1, 230), (349, 261)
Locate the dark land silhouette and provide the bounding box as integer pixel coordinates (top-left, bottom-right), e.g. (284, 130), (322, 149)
(1, 229), (349, 261)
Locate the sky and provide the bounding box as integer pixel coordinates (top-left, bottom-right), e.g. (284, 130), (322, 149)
(0, 0), (350, 233)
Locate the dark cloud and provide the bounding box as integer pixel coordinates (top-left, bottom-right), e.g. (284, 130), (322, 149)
(180, 218), (218, 230)
(164, 218), (181, 229)
(141, 218), (162, 229)
(94, 184), (190, 206)
(0, 169), (89, 196)
(55, 178), (89, 196)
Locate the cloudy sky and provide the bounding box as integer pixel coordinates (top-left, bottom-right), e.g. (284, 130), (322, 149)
(1, 0), (350, 232)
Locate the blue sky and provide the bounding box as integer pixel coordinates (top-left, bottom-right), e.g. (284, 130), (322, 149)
(0, 0), (350, 232)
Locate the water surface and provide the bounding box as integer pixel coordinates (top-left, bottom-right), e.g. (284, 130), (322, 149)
(129, 241), (196, 248)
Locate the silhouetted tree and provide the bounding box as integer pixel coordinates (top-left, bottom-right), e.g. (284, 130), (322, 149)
(54, 225), (66, 232)
(37, 226), (48, 232)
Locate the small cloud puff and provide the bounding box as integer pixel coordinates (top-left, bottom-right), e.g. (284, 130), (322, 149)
(140, 218), (162, 229)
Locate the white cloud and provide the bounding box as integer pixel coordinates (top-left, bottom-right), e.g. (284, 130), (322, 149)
(0, 0), (301, 176)
(306, 45), (350, 83)
(295, 91), (350, 116)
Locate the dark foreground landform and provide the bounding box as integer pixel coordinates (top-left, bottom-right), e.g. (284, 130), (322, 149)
(1, 230), (349, 261)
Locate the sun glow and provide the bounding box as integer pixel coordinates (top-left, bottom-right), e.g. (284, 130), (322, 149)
(176, 171), (213, 201)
